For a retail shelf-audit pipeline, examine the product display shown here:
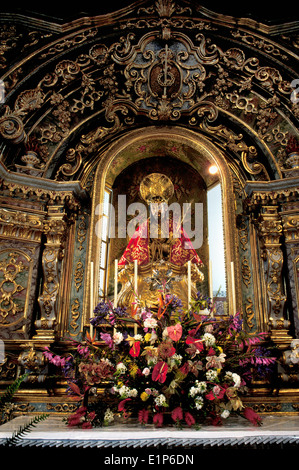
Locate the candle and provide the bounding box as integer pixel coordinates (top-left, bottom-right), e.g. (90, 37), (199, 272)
(209, 260), (214, 317)
(90, 261), (94, 338)
(209, 260), (213, 300)
(114, 259), (118, 308)
(187, 260), (191, 310)
(231, 261), (236, 315)
(134, 259), (138, 335)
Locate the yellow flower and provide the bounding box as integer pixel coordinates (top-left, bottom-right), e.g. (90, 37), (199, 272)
(144, 333), (151, 342)
(140, 392), (149, 401)
(129, 363), (139, 378)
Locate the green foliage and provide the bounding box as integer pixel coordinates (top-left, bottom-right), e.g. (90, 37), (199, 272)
(0, 374), (29, 412)
(4, 413), (49, 446)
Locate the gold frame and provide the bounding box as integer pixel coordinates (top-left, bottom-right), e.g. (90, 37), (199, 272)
(84, 126), (240, 324)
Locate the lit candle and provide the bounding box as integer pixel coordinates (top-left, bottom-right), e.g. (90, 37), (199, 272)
(187, 260), (191, 310)
(134, 259), (138, 335)
(114, 259), (118, 308)
(90, 261), (94, 338)
(231, 261), (236, 315)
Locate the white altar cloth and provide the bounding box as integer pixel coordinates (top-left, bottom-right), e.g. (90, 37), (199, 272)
(1, 415), (299, 448)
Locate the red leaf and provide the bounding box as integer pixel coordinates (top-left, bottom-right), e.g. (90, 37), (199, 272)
(68, 382), (82, 396)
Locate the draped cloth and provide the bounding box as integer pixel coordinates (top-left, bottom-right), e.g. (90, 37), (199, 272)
(118, 219), (203, 267)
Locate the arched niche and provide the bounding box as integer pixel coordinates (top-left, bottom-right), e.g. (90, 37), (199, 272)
(85, 126), (238, 324)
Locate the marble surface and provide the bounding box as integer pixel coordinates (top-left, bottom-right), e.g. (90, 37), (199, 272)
(1, 414), (299, 446)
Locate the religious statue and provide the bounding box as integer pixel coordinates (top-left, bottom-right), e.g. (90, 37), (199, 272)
(117, 173), (204, 309)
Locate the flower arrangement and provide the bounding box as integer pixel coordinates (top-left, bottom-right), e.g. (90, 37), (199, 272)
(44, 292), (276, 429)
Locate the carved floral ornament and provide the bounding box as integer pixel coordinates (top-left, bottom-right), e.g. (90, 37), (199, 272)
(0, 0), (298, 182)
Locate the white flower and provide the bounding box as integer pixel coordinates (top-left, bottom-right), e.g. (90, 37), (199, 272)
(189, 381), (207, 398)
(142, 367), (151, 376)
(168, 353), (182, 367)
(144, 317), (158, 329)
(116, 362), (127, 374)
(154, 394), (167, 406)
(129, 388), (138, 397)
(189, 386), (199, 398)
(118, 385), (130, 397)
(195, 396), (204, 410)
(202, 332), (216, 346)
(113, 331), (124, 345)
(134, 334), (143, 341)
(225, 371), (241, 388)
(221, 409), (230, 419)
(104, 408), (114, 424)
(232, 373), (241, 388)
(206, 369), (218, 381)
(195, 381), (207, 393)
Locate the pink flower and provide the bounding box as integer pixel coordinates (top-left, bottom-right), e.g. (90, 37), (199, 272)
(171, 407), (183, 423)
(153, 412), (164, 427)
(185, 412), (195, 427)
(167, 324), (182, 342)
(100, 333), (113, 348)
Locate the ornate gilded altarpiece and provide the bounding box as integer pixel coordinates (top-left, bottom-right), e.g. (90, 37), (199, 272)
(0, 0), (299, 418)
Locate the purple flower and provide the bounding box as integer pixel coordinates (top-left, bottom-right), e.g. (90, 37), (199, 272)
(100, 332), (113, 348)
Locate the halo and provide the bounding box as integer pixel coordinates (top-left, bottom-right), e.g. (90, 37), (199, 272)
(139, 173), (174, 203)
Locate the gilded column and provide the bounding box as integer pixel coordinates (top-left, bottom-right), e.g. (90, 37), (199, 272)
(34, 204), (67, 340)
(258, 205), (292, 348)
(281, 199), (299, 337)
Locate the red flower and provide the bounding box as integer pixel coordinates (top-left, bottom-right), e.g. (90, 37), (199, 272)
(152, 361), (168, 383)
(243, 407), (262, 426)
(205, 385), (226, 401)
(138, 409), (149, 425)
(157, 340), (176, 359)
(129, 341), (141, 357)
(153, 412), (164, 427)
(179, 362), (190, 376)
(186, 336), (204, 352)
(171, 407), (183, 423)
(185, 412), (195, 427)
(82, 421), (93, 429)
(167, 324), (182, 342)
(118, 398), (131, 418)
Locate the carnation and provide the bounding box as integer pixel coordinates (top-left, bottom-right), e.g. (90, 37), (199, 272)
(113, 331), (124, 345)
(144, 317), (158, 329)
(142, 367), (151, 376)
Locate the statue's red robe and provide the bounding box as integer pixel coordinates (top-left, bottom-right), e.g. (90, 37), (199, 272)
(118, 219), (202, 267)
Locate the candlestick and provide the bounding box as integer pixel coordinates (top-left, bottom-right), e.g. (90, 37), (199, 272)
(134, 259), (138, 335)
(114, 259), (118, 308)
(231, 261), (236, 315)
(90, 261), (94, 338)
(187, 260), (191, 310)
